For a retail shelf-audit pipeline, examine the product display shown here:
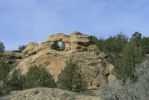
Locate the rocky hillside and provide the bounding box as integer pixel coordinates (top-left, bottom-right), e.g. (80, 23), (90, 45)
(15, 32), (116, 90)
(0, 87), (102, 100)
(0, 51), (22, 68)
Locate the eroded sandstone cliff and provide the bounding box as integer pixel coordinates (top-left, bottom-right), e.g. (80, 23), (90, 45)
(16, 32), (116, 89)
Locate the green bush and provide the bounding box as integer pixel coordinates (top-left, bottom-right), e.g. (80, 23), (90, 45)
(57, 58), (87, 92)
(0, 60), (10, 81)
(0, 60), (10, 96)
(0, 82), (10, 96)
(5, 69), (24, 91)
(23, 65), (56, 89)
(1, 65), (57, 94)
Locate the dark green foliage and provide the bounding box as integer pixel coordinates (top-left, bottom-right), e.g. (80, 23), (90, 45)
(141, 37), (149, 54)
(23, 65), (56, 89)
(5, 69), (24, 91)
(130, 32), (142, 46)
(103, 34), (128, 64)
(92, 34), (128, 64)
(57, 58), (87, 92)
(0, 60), (10, 81)
(0, 41), (5, 53)
(91, 36), (104, 51)
(18, 45), (26, 52)
(0, 82), (10, 96)
(92, 32), (147, 82)
(0, 60), (10, 96)
(114, 32), (145, 82)
(103, 34), (128, 53)
(114, 44), (144, 82)
(91, 34), (128, 65)
(0, 65), (57, 96)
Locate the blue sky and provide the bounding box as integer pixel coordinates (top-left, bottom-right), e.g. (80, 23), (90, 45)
(0, 0), (149, 50)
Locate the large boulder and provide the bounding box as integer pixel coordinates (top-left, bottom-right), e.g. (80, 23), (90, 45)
(16, 32), (116, 90)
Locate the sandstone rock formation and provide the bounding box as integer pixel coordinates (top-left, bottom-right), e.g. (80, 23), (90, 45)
(41, 32), (93, 52)
(16, 32), (116, 89)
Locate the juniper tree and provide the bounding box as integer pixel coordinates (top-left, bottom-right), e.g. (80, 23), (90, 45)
(23, 65), (56, 89)
(57, 58), (87, 92)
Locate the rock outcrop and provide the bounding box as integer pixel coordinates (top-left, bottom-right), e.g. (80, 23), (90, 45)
(40, 32), (93, 52)
(16, 32), (116, 89)
(0, 88), (102, 100)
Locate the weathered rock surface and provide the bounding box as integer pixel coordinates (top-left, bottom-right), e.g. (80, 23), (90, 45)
(0, 88), (102, 100)
(16, 32), (116, 89)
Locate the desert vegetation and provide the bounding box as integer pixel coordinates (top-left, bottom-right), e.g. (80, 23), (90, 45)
(101, 59), (149, 100)
(91, 32), (149, 100)
(0, 55), (87, 96)
(92, 32), (149, 82)
(0, 64), (57, 95)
